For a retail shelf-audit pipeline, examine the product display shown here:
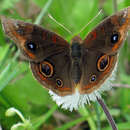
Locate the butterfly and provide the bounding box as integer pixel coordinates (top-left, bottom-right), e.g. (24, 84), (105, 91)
(1, 7), (130, 98)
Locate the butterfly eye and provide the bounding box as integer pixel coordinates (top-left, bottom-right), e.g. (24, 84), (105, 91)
(40, 61), (53, 77)
(26, 41), (37, 52)
(90, 75), (96, 82)
(111, 34), (119, 43)
(56, 79), (63, 87)
(97, 55), (110, 72)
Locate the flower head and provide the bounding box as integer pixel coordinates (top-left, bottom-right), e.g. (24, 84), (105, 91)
(49, 63), (117, 111)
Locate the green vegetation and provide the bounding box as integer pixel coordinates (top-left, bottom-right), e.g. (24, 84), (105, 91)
(0, 0), (130, 129)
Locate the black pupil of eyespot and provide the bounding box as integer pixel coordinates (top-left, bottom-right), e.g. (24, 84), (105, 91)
(57, 80), (62, 86)
(27, 42), (36, 51)
(100, 57), (108, 70)
(41, 63), (51, 76)
(91, 76), (96, 82)
(111, 34), (118, 43)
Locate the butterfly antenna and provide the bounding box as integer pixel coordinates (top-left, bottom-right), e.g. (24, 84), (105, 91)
(48, 14), (72, 35)
(79, 9), (102, 34)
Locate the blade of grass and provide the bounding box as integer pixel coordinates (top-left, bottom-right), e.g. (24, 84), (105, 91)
(34, 0), (53, 25)
(55, 116), (87, 130)
(0, 45), (12, 70)
(79, 107), (96, 130)
(94, 102), (101, 130)
(32, 104), (58, 129)
(0, 50), (20, 92)
(0, 65), (19, 92)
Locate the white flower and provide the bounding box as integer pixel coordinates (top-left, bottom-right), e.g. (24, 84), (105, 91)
(49, 63), (117, 111)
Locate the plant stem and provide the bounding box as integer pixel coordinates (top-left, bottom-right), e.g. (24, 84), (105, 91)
(112, 83), (130, 88)
(97, 98), (118, 130)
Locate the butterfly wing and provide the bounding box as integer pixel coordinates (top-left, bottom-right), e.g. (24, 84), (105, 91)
(79, 7), (130, 94)
(1, 17), (74, 96)
(30, 51), (75, 96)
(1, 16), (70, 62)
(82, 7), (130, 54)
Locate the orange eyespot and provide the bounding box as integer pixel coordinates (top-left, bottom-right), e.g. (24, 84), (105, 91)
(90, 75), (96, 83)
(39, 61), (53, 78)
(56, 79), (63, 87)
(97, 55), (110, 72)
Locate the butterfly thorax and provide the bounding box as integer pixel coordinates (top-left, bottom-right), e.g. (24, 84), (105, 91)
(71, 39), (82, 84)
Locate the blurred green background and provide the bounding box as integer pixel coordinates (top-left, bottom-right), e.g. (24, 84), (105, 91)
(0, 0), (130, 130)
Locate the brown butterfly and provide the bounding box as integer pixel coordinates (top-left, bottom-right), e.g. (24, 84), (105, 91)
(1, 7), (130, 98)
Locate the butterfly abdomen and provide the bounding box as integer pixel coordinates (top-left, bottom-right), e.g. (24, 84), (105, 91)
(71, 42), (82, 84)
(71, 62), (81, 84)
